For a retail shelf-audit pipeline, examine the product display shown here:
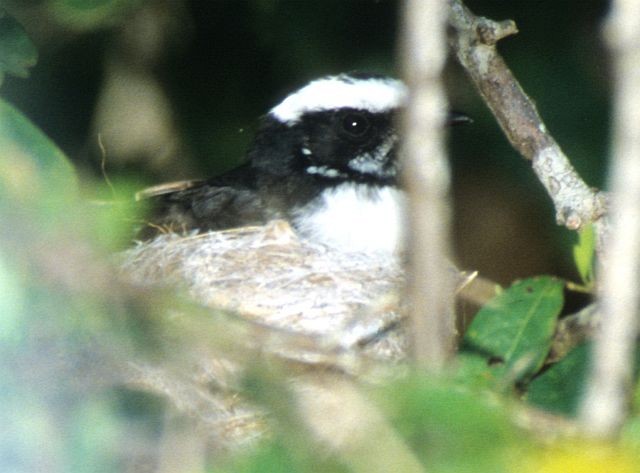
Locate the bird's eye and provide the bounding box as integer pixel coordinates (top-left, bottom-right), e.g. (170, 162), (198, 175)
(340, 112), (371, 138)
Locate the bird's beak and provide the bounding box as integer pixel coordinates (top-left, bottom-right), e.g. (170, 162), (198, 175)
(446, 111), (473, 126)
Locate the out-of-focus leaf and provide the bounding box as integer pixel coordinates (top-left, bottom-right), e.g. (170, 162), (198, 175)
(526, 342), (590, 416)
(0, 10), (38, 86)
(573, 223), (596, 288)
(452, 352), (507, 390)
(84, 180), (146, 250)
(0, 394), (62, 473)
(380, 376), (525, 473)
(0, 97), (77, 202)
(213, 442), (297, 473)
(523, 440), (638, 473)
(212, 440), (348, 473)
(463, 277), (564, 383)
(49, 0), (140, 31)
(621, 415), (640, 455)
(68, 395), (126, 473)
(0, 250), (25, 344)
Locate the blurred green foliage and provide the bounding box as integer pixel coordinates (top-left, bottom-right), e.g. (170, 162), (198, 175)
(0, 9), (37, 86)
(380, 377), (525, 473)
(0, 24), (155, 468)
(49, 0), (142, 30)
(0, 96), (77, 203)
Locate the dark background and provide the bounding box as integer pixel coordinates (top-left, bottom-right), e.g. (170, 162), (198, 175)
(2, 0), (610, 284)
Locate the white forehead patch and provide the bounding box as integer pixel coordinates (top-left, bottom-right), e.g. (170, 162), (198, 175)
(270, 75), (407, 124)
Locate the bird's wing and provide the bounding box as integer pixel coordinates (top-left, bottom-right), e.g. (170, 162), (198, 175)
(137, 163), (271, 237)
(135, 179), (204, 201)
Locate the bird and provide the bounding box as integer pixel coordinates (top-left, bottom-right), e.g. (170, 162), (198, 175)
(138, 72), (468, 253)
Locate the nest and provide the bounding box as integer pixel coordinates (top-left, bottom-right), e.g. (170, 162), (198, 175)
(118, 220), (471, 450)
(121, 220), (411, 360)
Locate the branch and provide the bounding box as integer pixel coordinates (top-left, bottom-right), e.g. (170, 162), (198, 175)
(401, 0), (456, 370)
(579, 0), (640, 437)
(547, 303), (600, 363)
(447, 0), (609, 246)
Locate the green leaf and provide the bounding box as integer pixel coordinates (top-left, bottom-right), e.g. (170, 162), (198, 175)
(0, 97), (77, 202)
(0, 10), (38, 85)
(526, 342), (590, 416)
(573, 223), (596, 287)
(463, 276), (564, 382)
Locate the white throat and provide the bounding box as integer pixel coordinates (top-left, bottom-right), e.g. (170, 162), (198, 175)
(292, 183), (405, 254)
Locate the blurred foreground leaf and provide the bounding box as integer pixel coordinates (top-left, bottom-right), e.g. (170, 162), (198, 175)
(49, 0), (140, 30)
(0, 96), (152, 469)
(0, 250), (25, 344)
(524, 440), (638, 473)
(0, 188), (159, 471)
(463, 277), (564, 384)
(621, 415), (640, 460)
(86, 180), (146, 250)
(0, 97), (77, 203)
(453, 352), (507, 390)
(380, 377), (525, 473)
(0, 10), (38, 86)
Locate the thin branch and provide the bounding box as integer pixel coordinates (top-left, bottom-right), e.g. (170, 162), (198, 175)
(447, 0), (609, 248)
(579, 0), (640, 437)
(547, 303), (600, 363)
(401, 0), (456, 370)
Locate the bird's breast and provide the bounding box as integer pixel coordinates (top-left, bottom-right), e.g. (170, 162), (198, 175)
(291, 183), (405, 254)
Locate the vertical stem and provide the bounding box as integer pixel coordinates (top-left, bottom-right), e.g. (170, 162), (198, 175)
(579, 0), (640, 437)
(401, 0), (455, 370)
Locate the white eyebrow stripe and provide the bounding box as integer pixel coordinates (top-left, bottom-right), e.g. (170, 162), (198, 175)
(269, 75), (407, 124)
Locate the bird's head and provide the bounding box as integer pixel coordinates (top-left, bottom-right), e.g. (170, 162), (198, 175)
(248, 73), (407, 186)
(248, 73), (469, 187)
